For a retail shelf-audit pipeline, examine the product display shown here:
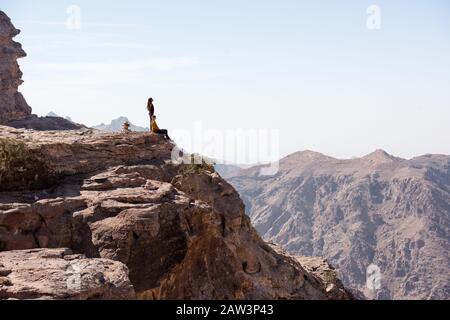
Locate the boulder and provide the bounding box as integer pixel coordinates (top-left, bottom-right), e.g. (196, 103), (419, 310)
(0, 248), (135, 300)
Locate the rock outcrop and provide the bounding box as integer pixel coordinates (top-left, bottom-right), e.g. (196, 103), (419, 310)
(225, 150), (450, 299)
(0, 11), (31, 124)
(0, 126), (352, 300)
(5, 115), (84, 131)
(0, 11), (83, 131)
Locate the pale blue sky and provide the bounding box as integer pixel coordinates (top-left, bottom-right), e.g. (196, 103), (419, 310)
(2, 0), (450, 162)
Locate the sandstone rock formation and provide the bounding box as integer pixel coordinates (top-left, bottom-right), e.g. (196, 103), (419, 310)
(0, 11), (83, 131)
(0, 248), (135, 300)
(0, 11), (31, 124)
(225, 150), (450, 299)
(0, 126), (352, 300)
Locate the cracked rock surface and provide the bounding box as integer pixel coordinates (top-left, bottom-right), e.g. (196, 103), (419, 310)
(0, 248), (135, 300)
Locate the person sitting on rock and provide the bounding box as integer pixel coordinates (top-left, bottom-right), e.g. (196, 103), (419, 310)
(151, 115), (171, 140)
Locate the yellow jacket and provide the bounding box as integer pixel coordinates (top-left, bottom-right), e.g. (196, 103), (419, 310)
(151, 119), (160, 132)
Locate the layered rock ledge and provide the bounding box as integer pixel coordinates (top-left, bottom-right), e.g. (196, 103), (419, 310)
(0, 126), (352, 300)
(0, 248), (135, 300)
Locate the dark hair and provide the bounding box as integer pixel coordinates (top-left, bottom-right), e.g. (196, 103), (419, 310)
(148, 98), (153, 102)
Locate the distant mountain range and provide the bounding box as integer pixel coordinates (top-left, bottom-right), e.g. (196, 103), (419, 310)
(222, 150), (450, 299)
(46, 111), (74, 123)
(215, 163), (253, 177)
(92, 116), (148, 132)
(45, 114), (148, 132)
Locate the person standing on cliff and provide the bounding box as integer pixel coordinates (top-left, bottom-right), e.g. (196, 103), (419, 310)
(147, 97), (155, 130)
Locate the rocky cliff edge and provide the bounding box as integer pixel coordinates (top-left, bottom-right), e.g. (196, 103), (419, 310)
(0, 126), (352, 300)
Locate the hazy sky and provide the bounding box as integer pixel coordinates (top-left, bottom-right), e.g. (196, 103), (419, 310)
(2, 0), (450, 162)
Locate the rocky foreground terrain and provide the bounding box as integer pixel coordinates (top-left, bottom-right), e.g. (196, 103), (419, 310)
(0, 126), (352, 300)
(224, 150), (450, 299)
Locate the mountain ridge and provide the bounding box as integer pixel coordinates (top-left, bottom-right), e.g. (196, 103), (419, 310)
(224, 149), (450, 299)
